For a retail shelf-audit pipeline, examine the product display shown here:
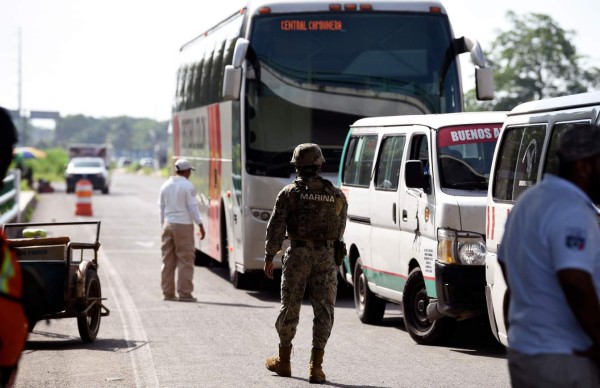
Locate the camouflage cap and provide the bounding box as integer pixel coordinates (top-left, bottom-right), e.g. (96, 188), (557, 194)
(290, 143), (326, 166)
(558, 124), (600, 162)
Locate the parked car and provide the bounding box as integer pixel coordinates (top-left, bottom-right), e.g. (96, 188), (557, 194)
(65, 157), (110, 194)
(139, 157), (154, 168)
(117, 157), (133, 168)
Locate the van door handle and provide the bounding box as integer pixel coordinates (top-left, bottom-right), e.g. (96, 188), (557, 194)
(392, 203), (397, 224)
(402, 209), (408, 222)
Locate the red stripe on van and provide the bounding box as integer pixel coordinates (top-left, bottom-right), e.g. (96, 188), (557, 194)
(491, 206), (496, 241)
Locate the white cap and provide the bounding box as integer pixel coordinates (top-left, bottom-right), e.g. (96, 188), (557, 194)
(175, 159), (195, 172)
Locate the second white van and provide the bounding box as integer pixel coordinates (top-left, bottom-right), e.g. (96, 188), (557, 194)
(339, 111), (506, 344)
(486, 91), (600, 346)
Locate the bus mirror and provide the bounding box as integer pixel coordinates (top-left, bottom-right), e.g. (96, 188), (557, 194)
(475, 67), (494, 100)
(223, 65), (242, 101)
(232, 38), (250, 68)
(464, 37), (486, 68)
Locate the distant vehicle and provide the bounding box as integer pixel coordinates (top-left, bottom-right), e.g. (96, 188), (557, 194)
(68, 144), (112, 167)
(139, 158), (154, 168)
(65, 157), (110, 194)
(117, 157), (133, 168)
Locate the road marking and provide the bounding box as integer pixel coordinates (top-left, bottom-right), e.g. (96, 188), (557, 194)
(100, 248), (160, 388)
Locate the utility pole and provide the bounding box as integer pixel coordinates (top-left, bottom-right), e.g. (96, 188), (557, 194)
(17, 27), (26, 144)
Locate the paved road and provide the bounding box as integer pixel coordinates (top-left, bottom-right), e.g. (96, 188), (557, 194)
(13, 171), (510, 388)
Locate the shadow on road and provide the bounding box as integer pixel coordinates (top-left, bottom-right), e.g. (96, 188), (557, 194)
(268, 374), (391, 388)
(25, 331), (148, 353)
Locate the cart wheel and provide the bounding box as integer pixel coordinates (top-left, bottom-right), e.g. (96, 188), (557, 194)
(77, 269), (102, 343)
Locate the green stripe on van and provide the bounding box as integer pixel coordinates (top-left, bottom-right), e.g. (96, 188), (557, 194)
(363, 267), (437, 298)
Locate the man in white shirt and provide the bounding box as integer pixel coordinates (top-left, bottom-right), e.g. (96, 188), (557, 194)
(158, 159), (205, 302)
(499, 124), (600, 387)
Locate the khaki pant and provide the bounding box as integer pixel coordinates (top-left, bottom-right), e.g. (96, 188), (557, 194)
(161, 223), (195, 298)
(508, 348), (600, 388)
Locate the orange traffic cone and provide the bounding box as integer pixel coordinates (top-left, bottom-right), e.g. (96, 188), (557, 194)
(75, 179), (93, 216)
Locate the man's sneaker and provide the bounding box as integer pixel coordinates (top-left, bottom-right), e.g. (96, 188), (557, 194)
(163, 296), (177, 301)
(178, 296), (197, 303)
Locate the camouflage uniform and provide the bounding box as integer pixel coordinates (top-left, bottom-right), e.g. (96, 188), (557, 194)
(265, 166), (348, 349)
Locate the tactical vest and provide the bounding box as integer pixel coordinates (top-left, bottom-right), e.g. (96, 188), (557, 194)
(287, 178), (343, 241)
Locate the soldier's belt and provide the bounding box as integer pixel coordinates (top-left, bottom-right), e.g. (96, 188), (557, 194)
(290, 240), (334, 249)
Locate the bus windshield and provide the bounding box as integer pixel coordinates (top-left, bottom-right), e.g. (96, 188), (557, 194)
(436, 124), (502, 191)
(246, 12), (461, 177)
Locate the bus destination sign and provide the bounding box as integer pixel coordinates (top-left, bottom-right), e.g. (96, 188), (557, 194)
(280, 19), (343, 31)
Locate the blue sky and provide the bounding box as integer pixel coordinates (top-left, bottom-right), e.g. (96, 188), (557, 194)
(0, 0), (598, 121)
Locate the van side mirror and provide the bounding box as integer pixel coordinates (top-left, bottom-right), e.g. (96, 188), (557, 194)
(405, 160), (431, 193)
(222, 38), (250, 101)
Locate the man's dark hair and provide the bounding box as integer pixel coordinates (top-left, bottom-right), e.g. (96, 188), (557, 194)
(0, 107), (18, 188)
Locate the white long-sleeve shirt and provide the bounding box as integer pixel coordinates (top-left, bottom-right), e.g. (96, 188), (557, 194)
(158, 176), (202, 225)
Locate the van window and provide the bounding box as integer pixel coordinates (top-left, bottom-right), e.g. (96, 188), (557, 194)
(375, 136), (406, 190)
(493, 125), (545, 202)
(436, 123), (501, 190)
(544, 122), (590, 175)
(342, 135), (378, 187)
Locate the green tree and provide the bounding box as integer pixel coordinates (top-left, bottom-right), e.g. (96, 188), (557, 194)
(467, 11), (600, 111)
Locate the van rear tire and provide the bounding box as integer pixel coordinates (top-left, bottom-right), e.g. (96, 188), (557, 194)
(353, 259), (386, 324)
(403, 267), (454, 345)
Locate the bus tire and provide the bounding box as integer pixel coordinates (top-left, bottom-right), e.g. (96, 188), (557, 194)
(230, 269), (253, 290)
(353, 258), (385, 324)
(194, 249), (210, 267)
(403, 267), (454, 345)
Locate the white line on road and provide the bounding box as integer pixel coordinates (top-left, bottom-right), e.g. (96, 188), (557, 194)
(100, 248), (160, 388)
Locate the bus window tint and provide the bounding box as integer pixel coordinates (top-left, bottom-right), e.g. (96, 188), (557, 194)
(246, 12), (460, 178)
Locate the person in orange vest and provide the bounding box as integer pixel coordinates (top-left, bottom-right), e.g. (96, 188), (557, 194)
(0, 106), (28, 388)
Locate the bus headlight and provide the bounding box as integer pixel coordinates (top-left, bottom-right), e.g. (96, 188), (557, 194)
(437, 229), (486, 265)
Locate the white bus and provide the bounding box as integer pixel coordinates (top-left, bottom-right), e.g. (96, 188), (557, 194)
(172, 0), (494, 288)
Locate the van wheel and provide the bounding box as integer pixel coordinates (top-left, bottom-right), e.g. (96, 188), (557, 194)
(403, 267), (454, 345)
(353, 259), (386, 324)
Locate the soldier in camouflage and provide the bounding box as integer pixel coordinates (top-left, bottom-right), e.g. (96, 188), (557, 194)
(263, 143), (348, 384)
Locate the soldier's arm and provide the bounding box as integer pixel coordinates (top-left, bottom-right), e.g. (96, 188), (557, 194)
(264, 190), (288, 262)
(336, 192), (348, 240)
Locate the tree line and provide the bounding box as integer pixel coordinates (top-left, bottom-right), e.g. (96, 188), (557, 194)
(466, 11), (600, 111)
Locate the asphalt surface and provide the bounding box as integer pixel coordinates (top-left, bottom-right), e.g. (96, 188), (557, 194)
(13, 171), (510, 388)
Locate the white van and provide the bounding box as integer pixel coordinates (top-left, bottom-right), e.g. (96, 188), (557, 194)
(485, 91), (600, 346)
(339, 111), (506, 345)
